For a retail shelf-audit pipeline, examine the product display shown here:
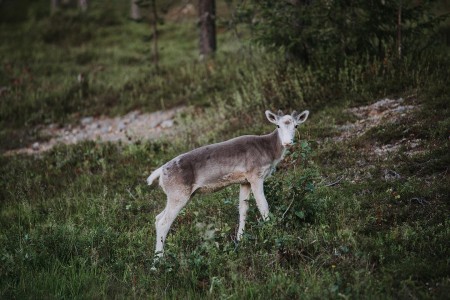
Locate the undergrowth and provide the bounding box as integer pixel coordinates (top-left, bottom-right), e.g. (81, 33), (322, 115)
(1, 1), (449, 299)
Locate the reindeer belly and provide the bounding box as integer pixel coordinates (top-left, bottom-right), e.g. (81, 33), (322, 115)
(195, 172), (248, 194)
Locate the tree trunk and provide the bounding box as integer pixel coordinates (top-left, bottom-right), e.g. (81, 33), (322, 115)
(151, 0), (159, 69)
(78, 0), (87, 12)
(130, 0), (141, 21)
(198, 0), (216, 58)
(51, 0), (60, 14)
(397, 0), (402, 58)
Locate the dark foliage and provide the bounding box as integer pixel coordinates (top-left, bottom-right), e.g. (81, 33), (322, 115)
(251, 0), (448, 68)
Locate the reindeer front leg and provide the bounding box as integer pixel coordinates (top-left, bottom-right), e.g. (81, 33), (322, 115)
(250, 179), (269, 221)
(237, 183), (251, 241)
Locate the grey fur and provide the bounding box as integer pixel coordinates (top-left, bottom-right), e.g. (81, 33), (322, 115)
(157, 130), (283, 195)
(147, 110), (309, 257)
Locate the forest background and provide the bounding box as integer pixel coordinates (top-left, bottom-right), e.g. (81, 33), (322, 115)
(1, 0), (449, 298)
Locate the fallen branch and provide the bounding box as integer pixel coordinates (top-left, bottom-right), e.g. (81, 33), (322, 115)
(324, 176), (344, 187)
(281, 197), (295, 221)
(408, 197), (429, 206)
(384, 169), (401, 181)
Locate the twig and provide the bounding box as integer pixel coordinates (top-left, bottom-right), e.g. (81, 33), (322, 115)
(297, 251), (315, 262)
(384, 169), (401, 181)
(126, 188), (137, 200)
(281, 197), (295, 220)
(388, 169), (401, 177)
(267, 257), (278, 267)
(409, 197), (429, 206)
(324, 175), (344, 187)
(231, 234), (240, 252)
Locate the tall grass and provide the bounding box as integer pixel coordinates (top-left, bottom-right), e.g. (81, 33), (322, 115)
(1, 1), (449, 298)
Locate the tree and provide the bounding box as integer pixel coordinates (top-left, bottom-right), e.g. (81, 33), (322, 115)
(150, 0), (159, 69)
(198, 0), (216, 58)
(251, 0), (445, 67)
(78, 0), (87, 12)
(130, 0), (142, 21)
(135, 0), (160, 68)
(51, 0), (87, 14)
(51, 0), (60, 14)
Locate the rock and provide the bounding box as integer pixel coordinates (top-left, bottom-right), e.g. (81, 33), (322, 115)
(76, 133), (86, 140)
(160, 119), (174, 129)
(100, 126), (108, 134)
(127, 111), (139, 121)
(118, 122), (126, 131)
(11, 106), (185, 155)
(394, 106), (407, 113)
(81, 117), (94, 126)
(0, 86), (10, 96)
(101, 126), (112, 134)
(48, 123), (58, 130)
(384, 169), (401, 181)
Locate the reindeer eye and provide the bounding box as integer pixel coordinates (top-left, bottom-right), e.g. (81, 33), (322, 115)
(277, 125), (280, 128)
(295, 125), (298, 128)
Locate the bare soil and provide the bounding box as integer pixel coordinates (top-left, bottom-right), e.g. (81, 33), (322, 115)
(335, 96), (421, 158)
(5, 106), (185, 155)
(6, 97), (420, 157)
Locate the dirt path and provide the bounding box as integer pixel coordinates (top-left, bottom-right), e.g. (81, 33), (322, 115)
(6, 106), (185, 155)
(336, 97), (416, 140)
(335, 97), (421, 158)
(6, 97), (419, 157)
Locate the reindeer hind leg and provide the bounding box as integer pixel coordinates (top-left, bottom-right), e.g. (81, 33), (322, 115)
(154, 191), (190, 257)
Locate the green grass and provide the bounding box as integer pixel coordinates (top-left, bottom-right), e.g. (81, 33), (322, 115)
(1, 81), (449, 298)
(1, 1), (449, 298)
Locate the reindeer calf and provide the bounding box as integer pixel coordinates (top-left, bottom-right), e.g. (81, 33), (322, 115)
(147, 110), (309, 257)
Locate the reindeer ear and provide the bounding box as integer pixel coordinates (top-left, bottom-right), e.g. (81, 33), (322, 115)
(294, 110), (309, 124)
(265, 110), (279, 124)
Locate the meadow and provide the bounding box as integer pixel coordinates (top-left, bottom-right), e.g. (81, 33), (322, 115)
(1, 1), (449, 298)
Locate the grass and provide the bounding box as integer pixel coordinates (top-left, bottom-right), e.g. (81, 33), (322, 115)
(1, 1), (449, 298)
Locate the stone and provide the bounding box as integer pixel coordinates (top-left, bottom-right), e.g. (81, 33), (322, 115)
(160, 119), (174, 128)
(118, 122), (126, 131)
(81, 116), (94, 126)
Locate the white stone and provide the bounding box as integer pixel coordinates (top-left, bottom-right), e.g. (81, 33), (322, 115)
(81, 116), (94, 126)
(160, 119), (174, 128)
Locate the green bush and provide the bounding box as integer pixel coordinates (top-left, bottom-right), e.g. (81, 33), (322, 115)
(251, 0), (447, 68)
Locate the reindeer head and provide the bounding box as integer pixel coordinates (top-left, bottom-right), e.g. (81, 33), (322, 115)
(265, 109), (309, 146)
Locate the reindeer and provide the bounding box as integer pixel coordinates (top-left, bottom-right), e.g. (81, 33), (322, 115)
(147, 110), (309, 257)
